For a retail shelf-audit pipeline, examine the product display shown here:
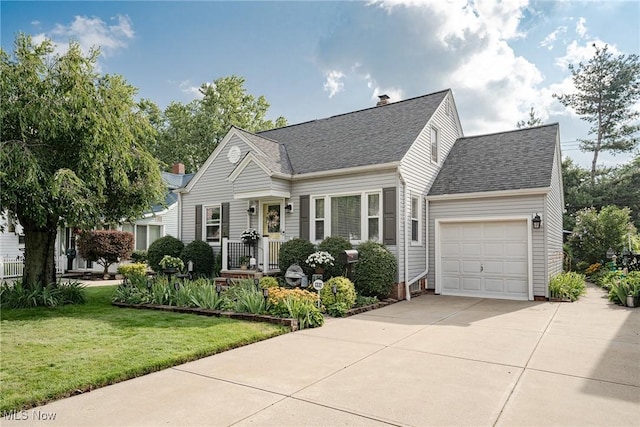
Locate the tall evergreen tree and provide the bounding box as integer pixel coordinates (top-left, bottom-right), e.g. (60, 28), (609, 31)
(554, 44), (640, 186)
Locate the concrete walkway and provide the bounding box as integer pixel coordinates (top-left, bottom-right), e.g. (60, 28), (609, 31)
(4, 284), (639, 426)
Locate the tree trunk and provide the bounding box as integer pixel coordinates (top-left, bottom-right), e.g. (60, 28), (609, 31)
(21, 218), (58, 288)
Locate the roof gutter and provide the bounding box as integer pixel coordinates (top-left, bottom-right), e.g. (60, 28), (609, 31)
(427, 187), (550, 201)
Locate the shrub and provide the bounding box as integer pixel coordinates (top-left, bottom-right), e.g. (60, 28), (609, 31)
(282, 296), (324, 329)
(113, 282), (151, 305)
(213, 250), (222, 277)
(77, 230), (134, 277)
(230, 281), (270, 314)
(278, 238), (315, 274)
(117, 263), (147, 278)
(585, 262), (602, 275)
(260, 276), (280, 289)
(353, 241), (398, 297)
(320, 276), (356, 309)
(549, 272), (586, 301)
(608, 271), (640, 306)
(130, 250), (148, 264)
(180, 240), (215, 278)
(318, 236), (352, 279)
(1, 280), (86, 308)
(355, 294), (379, 307)
(147, 236), (184, 273)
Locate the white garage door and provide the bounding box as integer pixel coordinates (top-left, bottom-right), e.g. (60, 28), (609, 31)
(439, 220), (529, 300)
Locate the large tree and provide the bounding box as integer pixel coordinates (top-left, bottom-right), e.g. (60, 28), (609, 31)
(554, 44), (640, 186)
(0, 35), (165, 286)
(150, 76), (287, 173)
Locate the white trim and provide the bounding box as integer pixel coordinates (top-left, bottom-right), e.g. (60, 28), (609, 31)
(291, 162), (400, 181)
(427, 187), (551, 201)
(203, 204), (222, 243)
(141, 201), (177, 218)
(434, 216), (533, 301)
(234, 190), (291, 200)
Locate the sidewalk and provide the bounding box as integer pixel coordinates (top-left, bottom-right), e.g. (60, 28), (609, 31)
(3, 283), (638, 426)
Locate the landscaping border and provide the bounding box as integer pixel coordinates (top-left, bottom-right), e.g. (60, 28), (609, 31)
(112, 302), (299, 331)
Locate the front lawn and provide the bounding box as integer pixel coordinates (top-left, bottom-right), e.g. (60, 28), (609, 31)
(0, 285), (287, 412)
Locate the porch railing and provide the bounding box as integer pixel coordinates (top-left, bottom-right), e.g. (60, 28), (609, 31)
(221, 237), (284, 272)
(0, 256), (66, 279)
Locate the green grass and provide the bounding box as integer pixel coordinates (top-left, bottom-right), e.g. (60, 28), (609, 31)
(0, 286), (287, 412)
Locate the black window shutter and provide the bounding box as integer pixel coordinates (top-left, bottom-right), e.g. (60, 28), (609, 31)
(195, 205), (202, 241)
(299, 195), (310, 240)
(383, 187), (396, 245)
(221, 202), (230, 238)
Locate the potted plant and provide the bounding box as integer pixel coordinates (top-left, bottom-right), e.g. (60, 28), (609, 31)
(306, 251), (335, 275)
(239, 255), (251, 270)
(159, 255), (184, 275)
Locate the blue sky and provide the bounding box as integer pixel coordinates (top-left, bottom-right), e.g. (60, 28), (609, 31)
(2, 1), (639, 169)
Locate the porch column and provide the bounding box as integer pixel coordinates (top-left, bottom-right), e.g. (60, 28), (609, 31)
(221, 238), (228, 271)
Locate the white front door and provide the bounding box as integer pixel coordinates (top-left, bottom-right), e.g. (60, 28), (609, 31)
(439, 220), (529, 300)
(262, 202), (283, 240)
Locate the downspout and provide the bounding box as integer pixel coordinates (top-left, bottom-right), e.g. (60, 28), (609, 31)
(397, 168), (410, 301)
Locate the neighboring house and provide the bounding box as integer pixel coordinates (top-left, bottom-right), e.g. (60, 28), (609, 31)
(175, 88), (563, 301)
(0, 164), (193, 277)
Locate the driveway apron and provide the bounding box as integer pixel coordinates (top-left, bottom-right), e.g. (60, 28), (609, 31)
(4, 284), (638, 426)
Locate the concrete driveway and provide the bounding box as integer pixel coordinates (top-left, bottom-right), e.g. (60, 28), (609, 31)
(4, 284), (639, 426)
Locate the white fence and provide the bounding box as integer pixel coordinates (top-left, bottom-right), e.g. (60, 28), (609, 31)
(0, 256), (66, 280)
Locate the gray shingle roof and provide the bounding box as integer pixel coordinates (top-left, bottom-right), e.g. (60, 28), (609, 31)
(428, 123), (559, 196)
(162, 171), (195, 190)
(234, 128), (293, 175)
(257, 90), (449, 174)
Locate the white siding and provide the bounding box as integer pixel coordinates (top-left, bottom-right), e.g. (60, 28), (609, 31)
(428, 195), (547, 297)
(162, 204), (179, 238)
(233, 162), (271, 193)
(546, 145), (564, 283)
(182, 134), (253, 245)
(401, 91), (462, 282)
(0, 225), (24, 258)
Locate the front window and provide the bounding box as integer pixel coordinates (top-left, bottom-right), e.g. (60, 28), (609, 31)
(331, 195), (361, 240)
(368, 194), (380, 241)
(205, 206), (221, 242)
(136, 225), (147, 251)
(315, 198), (325, 241)
(149, 225), (162, 245)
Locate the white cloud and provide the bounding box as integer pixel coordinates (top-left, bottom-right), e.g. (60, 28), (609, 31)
(323, 70), (345, 98)
(540, 26), (567, 50)
(36, 15), (134, 58)
(555, 39), (617, 68)
(315, 0), (548, 135)
(178, 80), (211, 99)
(575, 17), (587, 38)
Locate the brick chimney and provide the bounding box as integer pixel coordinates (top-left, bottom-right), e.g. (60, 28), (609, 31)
(376, 94), (390, 106)
(172, 162), (185, 175)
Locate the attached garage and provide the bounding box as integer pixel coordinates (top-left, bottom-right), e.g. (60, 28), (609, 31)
(436, 219), (532, 300)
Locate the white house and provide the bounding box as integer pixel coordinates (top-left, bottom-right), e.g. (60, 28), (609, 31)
(176, 89), (564, 301)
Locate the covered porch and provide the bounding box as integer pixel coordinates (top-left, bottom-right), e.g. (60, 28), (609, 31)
(220, 237), (284, 275)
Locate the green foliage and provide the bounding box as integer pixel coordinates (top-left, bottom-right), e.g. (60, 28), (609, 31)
(604, 271), (640, 306)
(516, 107), (543, 129)
(130, 250), (148, 264)
(1, 280), (86, 308)
(180, 240), (214, 278)
(0, 35), (165, 287)
(278, 238), (315, 275)
(326, 301), (349, 317)
(353, 241), (398, 297)
(117, 263), (147, 278)
(281, 296), (324, 329)
(320, 276), (356, 309)
(549, 272), (587, 302)
(213, 250), (223, 277)
(317, 236), (353, 279)
(112, 282), (151, 305)
(355, 294), (379, 307)
(147, 75), (288, 173)
(260, 276), (280, 288)
(554, 44), (640, 185)
(147, 236), (185, 273)
(569, 206), (635, 264)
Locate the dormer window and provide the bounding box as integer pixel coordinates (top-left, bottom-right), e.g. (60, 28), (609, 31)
(431, 127), (439, 163)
